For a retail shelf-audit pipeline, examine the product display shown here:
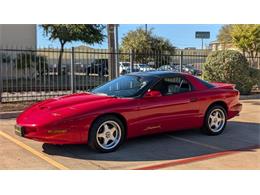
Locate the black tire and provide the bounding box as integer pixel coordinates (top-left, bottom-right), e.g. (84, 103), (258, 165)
(202, 105), (227, 135)
(88, 115), (125, 153)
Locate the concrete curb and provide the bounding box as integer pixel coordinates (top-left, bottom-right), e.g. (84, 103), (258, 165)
(240, 94), (260, 100)
(0, 111), (22, 119)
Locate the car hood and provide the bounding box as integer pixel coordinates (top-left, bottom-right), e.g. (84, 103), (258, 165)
(16, 93), (118, 126)
(37, 92), (113, 111)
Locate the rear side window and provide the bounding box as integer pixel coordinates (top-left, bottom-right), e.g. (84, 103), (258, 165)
(195, 77), (215, 88)
(152, 76), (193, 96)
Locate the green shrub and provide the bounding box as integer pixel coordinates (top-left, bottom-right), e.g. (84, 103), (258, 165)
(203, 50), (256, 94)
(249, 68), (260, 89)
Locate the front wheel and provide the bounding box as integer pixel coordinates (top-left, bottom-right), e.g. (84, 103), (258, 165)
(88, 115), (125, 153)
(202, 105), (227, 135)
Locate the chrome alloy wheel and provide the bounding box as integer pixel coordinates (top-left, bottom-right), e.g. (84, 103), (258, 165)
(208, 108), (226, 133)
(96, 120), (122, 150)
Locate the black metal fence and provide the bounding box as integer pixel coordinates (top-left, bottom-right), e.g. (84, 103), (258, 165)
(0, 47), (259, 103)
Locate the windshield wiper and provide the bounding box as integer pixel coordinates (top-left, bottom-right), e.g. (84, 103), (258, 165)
(107, 94), (118, 98)
(94, 93), (118, 98)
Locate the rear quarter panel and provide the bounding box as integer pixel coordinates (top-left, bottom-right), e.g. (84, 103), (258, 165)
(196, 88), (240, 121)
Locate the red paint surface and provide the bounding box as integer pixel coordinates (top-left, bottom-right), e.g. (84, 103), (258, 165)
(16, 73), (242, 144)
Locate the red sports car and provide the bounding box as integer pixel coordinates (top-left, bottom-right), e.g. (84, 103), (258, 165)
(15, 71), (242, 152)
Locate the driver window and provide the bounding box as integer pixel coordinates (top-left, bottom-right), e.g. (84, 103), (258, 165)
(152, 76), (192, 96)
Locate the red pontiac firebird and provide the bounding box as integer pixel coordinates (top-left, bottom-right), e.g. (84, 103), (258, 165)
(15, 71), (242, 152)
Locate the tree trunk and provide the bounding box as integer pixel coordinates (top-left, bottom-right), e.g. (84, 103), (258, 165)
(107, 24), (116, 80)
(58, 42), (65, 76)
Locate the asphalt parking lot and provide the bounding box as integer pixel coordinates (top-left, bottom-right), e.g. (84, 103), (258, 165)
(0, 99), (259, 170)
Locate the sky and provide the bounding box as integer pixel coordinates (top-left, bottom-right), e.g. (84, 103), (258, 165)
(37, 24), (223, 49)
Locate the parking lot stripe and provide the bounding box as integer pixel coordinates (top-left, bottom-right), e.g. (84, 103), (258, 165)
(133, 145), (259, 170)
(0, 131), (69, 170)
(166, 134), (224, 151)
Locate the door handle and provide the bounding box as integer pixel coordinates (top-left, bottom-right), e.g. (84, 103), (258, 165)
(190, 97), (198, 102)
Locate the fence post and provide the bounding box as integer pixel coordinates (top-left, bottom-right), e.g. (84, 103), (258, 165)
(180, 50), (183, 72)
(70, 47), (75, 93)
(0, 52), (2, 103)
(130, 49), (134, 73)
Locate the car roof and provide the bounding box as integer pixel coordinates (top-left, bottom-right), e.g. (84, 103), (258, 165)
(128, 71), (189, 78)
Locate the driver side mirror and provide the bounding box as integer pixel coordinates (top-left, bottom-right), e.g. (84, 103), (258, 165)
(144, 90), (162, 98)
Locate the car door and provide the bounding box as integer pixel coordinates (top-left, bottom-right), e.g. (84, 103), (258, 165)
(136, 75), (201, 135)
(134, 93), (166, 135)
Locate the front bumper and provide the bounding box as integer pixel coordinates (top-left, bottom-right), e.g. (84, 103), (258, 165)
(14, 124), (83, 144)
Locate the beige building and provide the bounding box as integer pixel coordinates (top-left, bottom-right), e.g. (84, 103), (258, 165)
(209, 40), (236, 51)
(0, 24), (36, 48)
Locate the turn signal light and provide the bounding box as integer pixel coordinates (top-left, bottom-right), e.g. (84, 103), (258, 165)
(47, 130), (67, 134)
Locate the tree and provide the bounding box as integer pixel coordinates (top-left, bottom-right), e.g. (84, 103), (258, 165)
(217, 24), (260, 67)
(231, 24), (260, 58)
(41, 24), (105, 75)
(217, 25), (233, 48)
(120, 28), (175, 64)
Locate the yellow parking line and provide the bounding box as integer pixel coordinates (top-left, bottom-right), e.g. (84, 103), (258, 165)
(166, 134), (224, 151)
(0, 131), (69, 170)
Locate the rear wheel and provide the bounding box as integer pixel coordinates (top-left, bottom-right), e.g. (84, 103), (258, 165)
(202, 105), (227, 135)
(88, 115), (125, 153)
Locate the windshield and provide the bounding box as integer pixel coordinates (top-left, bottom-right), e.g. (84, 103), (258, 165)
(121, 62), (130, 66)
(91, 75), (153, 97)
(186, 65), (195, 69)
